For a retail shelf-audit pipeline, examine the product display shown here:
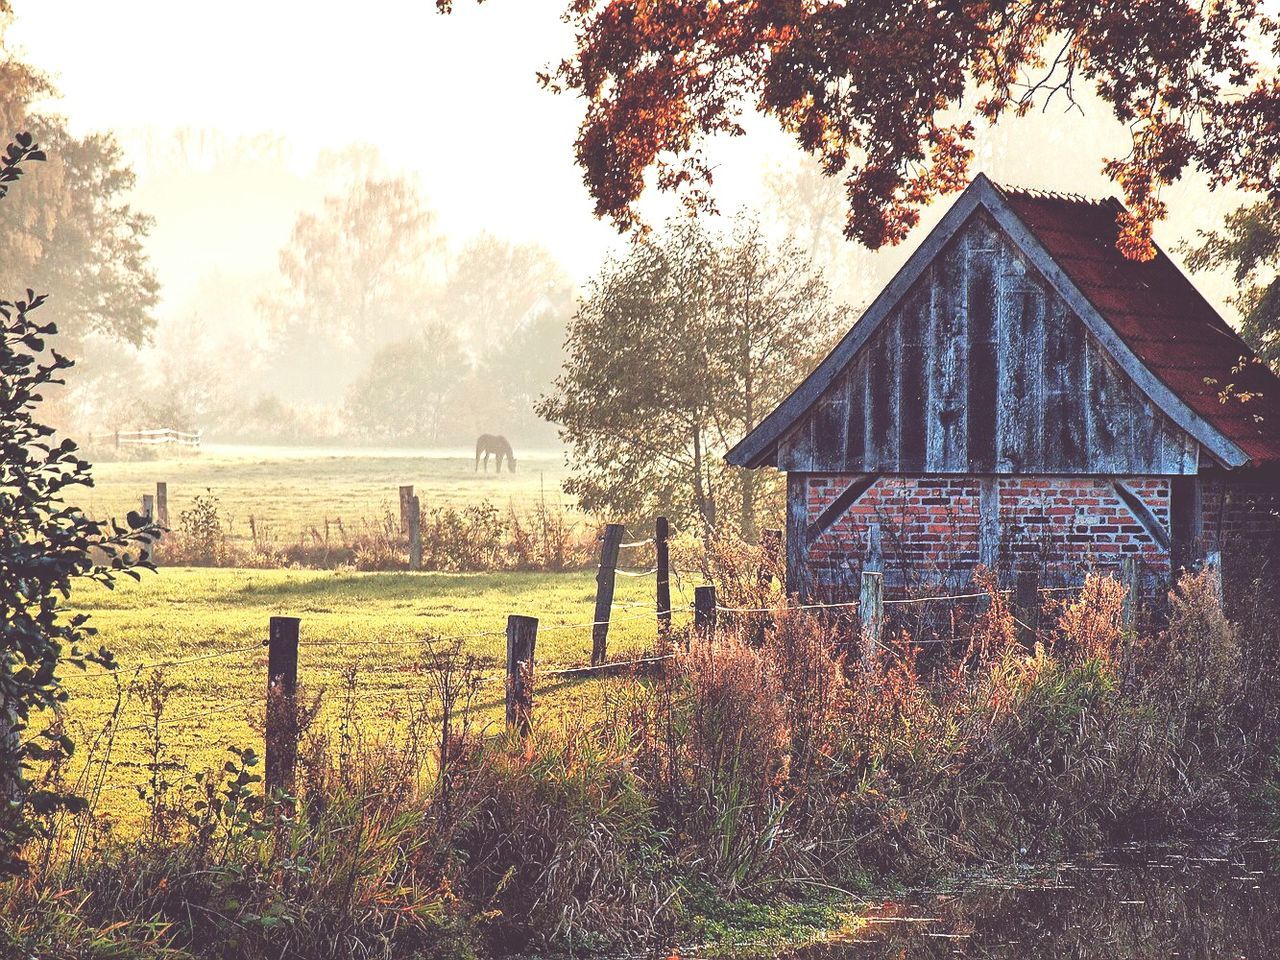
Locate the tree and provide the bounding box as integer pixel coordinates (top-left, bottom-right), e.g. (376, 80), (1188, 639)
(468, 289), (573, 442)
(1184, 201), (1280, 368)
(762, 158), (889, 312)
(260, 173), (442, 401)
(0, 137), (151, 870)
(435, 233), (570, 359)
(343, 323), (468, 442)
(538, 215), (846, 539)
(451, 0), (1280, 261)
(0, 41), (158, 350)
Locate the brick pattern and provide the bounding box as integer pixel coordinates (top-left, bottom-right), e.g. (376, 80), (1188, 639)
(1202, 476), (1280, 551)
(805, 474), (1171, 594)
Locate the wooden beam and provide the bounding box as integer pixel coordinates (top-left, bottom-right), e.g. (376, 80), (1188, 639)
(1112, 480), (1171, 551)
(978, 477), (1000, 569)
(786, 474), (809, 601)
(805, 474), (876, 547)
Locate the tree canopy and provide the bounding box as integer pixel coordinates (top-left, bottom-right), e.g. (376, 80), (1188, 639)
(1184, 200), (1280, 368)
(539, 216), (846, 538)
(445, 0), (1280, 262)
(259, 173), (443, 400)
(0, 39), (157, 349)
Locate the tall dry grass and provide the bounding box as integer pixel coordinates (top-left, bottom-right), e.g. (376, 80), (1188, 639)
(5, 559), (1278, 958)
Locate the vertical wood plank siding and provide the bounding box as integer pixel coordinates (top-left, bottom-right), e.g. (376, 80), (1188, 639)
(777, 210), (1199, 476)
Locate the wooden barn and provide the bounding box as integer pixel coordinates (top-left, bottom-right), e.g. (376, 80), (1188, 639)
(727, 174), (1280, 601)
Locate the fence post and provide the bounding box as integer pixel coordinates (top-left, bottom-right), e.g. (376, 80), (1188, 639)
(140, 494), (155, 561)
(265, 616), (300, 796)
(1205, 548), (1224, 598)
(408, 495), (423, 571)
(155, 482), (169, 530)
(655, 516), (671, 643)
(114, 429), (120, 451)
(859, 571), (883, 661)
(1015, 569), (1040, 645)
(1121, 556), (1140, 629)
(591, 523), (624, 665)
(759, 528), (783, 589)
(399, 485), (415, 534)
(694, 584), (717, 638)
(506, 615), (538, 734)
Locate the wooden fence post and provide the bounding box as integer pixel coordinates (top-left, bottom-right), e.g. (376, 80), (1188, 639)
(1205, 548), (1224, 598)
(140, 494), (155, 561)
(859, 571), (883, 661)
(591, 524), (624, 665)
(1121, 556), (1140, 629)
(655, 516), (671, 643)
(408, 495), (423, 571)
(506, 615), (538, 734)
(694, 584), (717, 638)
(155, 482), (169, 529)
(1015, 569), (1040, 645)
(759, 528), (783, 588)
(399, 485), (415, 534)
(265, 616), (300, 795)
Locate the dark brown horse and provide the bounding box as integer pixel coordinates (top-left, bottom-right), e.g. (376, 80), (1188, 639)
(475, 434), (516, 473)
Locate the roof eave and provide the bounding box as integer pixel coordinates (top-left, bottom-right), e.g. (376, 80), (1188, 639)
(984, 185), (1250, 470)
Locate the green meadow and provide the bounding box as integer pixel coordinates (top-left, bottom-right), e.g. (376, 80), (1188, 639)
(61, 566), (685, 827)
(78, 443), (575, 546)
(57, 445), (681, 827)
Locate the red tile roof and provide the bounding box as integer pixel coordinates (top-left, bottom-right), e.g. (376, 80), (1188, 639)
(997, 185), (1280, 466)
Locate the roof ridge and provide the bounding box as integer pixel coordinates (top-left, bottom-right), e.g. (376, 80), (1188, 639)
(993, 180), (1117, 207)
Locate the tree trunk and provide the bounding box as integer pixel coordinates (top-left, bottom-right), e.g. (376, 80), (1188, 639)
(740, 357), (756, 541)
(691, 422), (713, 543)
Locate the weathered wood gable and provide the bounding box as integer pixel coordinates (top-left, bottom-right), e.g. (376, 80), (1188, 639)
(777, 211), (1200, 475)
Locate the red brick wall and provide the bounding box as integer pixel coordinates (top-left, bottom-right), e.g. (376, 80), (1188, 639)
(804, 474), (1171, 595)
(1201, 474), (1280, 551)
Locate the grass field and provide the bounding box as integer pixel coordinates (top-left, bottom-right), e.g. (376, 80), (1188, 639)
(55, 445), (681, 829)
(61, 565), (687, 828)
(78, 443), (575, 545)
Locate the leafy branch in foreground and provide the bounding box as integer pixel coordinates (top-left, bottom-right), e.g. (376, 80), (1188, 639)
(443, 1), (1278, 261)
(0, 137), (155, 872)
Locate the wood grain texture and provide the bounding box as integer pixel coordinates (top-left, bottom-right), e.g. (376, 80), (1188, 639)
(777, 209), (1201, 476)
(729, 174), (1246, 470)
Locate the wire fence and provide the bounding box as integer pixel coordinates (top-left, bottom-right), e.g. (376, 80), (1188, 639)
(59, 512), (1116, 819)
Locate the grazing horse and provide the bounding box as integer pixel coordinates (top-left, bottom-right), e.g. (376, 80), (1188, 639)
(475, 434), (516, 473)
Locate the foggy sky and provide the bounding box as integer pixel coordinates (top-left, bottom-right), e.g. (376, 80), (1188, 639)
(9, 0), (1263, 328)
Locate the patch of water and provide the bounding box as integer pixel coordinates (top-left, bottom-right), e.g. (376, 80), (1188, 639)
(785, 835), (1279, 959)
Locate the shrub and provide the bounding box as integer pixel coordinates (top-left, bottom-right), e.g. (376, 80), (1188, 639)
(156, 490), (233, 566)
(0, 177), (153, 866)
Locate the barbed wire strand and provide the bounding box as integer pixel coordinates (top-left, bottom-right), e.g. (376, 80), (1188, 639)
(65, 643), (266, 682)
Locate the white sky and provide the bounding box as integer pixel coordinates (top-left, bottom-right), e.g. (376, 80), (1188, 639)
(6, 0), (1258, 324)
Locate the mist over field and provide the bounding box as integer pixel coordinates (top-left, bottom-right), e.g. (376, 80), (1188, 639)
(4, 0), (1264, 454)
